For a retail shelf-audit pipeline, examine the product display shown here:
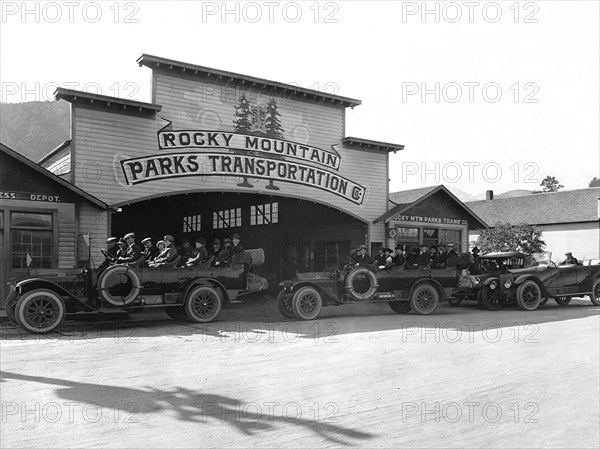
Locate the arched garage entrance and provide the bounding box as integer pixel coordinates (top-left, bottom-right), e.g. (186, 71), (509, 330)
(111, 192), (367, 287)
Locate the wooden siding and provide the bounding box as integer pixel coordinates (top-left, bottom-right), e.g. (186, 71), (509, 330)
(78, 201), (110, 266)
(70, 74), (389, 227)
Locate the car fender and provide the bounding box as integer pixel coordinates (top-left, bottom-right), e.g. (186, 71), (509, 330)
(409, 278), (447, 301)
(479, 277), (500, 288)
(182, 277), (230, 305)
(14, 278), (96, 312)
(282, 281), (341, 305)
(514, 274), (550, 296)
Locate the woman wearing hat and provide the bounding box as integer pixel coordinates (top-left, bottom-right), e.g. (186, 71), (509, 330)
(230, 233), (245, 262)
(186, 238), (209, 267)
(214, 238), (232, 267)
(149, 235), (179, 268)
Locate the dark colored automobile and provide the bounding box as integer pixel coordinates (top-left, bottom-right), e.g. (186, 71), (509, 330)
(453, 252), (600, 311)
(277, 257), (461, 320)
(4, 250), (268, 334)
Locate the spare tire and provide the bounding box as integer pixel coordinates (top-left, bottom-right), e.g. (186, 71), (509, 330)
(97, 265), (141, 306)
(345, 267), (378, 301)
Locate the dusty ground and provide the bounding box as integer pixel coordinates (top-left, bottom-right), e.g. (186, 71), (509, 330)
(1, 295), (599, 448)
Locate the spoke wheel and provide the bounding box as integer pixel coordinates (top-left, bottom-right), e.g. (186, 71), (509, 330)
(590, 279), (600, 306)
(409, 284), (439, 315)
(554, 296), (572, 306)
(292, 286), (322, 320)
(277, 290), (295, 319)
(184, 286), (222, 323)
(480, 286), (503, 311)
(516, 280), (542, 311)
(15, 289), (66, 334)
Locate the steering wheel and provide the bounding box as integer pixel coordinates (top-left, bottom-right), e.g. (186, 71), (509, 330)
(101, 249), (116, 262)
(345, 256), (356, 264)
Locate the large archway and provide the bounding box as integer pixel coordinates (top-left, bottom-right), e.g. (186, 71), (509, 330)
(111, 192), (367, 287)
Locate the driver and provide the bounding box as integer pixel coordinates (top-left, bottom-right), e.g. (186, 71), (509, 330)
(99, 237), (119, 269)
(353, 245), (373, 267)
(559, 252), (579, 265)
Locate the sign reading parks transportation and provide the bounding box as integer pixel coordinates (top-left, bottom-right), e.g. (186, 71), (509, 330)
(119, 129), (368, 206)
(392, 214), (468, 226)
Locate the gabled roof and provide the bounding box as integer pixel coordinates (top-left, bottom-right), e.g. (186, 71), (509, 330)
(137, 54), (362, 109)
(342, 137), (405, 153)
(54, 88), (162, 116)
(375, 185), (488, 229)
(466, 188), (600, 226)
(38, 139), (71, 165)
(0, 142), (108, 210)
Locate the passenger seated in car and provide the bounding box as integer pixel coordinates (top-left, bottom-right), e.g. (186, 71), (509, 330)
(445, 243), (459, 268)
(353, 244), (373, 267)
(405, 247), (419, 269)
(214, 238), (232, 267)
(560, 252), (579, 266)
(149, 235), (179, 268)
(418, 244), (432, 269)
(375, 247), (386, 267)
(186, 238), (209, 267)
(392, 245), (406, 268)
(230, 233), (245, 261)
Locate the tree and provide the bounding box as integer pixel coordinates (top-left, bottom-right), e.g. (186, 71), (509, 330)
(232, 94), (252, 134)
(264, 98), (285, 139)
(475, 222), (546, 255)
(589, 177), (600, 187)
(533, 175), (564, 193)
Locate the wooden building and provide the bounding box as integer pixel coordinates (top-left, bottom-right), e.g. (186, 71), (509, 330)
(39, 54), (405, 286)
(0, 143), (108, 307)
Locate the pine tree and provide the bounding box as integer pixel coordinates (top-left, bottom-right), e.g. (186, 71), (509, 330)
(264, 98), (285, 139)
(233, 94), (252, 134)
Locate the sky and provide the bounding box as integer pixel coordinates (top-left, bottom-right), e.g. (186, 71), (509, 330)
(1, 0), (598, 196)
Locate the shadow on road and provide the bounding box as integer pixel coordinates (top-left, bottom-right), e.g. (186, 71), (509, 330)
(0, 370), (374, 445)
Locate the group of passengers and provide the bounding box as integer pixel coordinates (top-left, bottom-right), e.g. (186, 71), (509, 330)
(356, 242), (462, 270)
(101, 232), (245, 269)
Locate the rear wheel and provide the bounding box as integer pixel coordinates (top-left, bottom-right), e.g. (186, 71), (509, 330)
(590, 279), (600, 306)
(409, 284), (439, 315)
(277, 290), (295, 319)
(554, 296), (571, 306)
(292, 286), (322, 320)
(15, 289), (66, 334)
(184, 286), (222, 323)
(389, 301), (411, 314)
(516, 280), (542, 311)
(480, 286), (503, 311)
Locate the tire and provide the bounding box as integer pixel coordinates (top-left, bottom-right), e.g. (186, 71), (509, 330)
(184, 286), (222, 323)
(447, 297), (462, 307)
(516, 280), (542, 311)
(164, 306), (187, 320)
(15, 289), (66, 334)
(389, 301), (411, 314)
(277, 290), (295, 319)
(291, 286), (322, 320)
(590, 279), (600, 306)
(480, 286), (503, 311)
(539, 297), (549, 306)
(409, 283), (439, 315)
(97, 264), (141, 306)
(345, 267), (378, 301)
(554, 296), (571, 306)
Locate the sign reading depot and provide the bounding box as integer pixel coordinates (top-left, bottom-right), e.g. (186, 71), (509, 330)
(120, 128), (368, 206)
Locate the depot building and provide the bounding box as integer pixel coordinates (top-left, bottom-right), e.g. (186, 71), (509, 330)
(7, 54), (486, 291)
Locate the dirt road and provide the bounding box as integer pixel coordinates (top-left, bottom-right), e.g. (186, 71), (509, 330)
(1, 296), (599, 448)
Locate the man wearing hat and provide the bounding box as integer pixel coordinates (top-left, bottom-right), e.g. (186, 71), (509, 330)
(117, 232), (143, 266)
(392, 244), (407, 268)
(470, 246), (481, 274)
(418, 244), (432, 269)
(560, 252), (579, 266)
(149, 235), (179, 268)
(353, 244), (373, 267)
(99, 237), (119, 269)
(445, 243), (459, 268)
(375, 247), (386, 267)
(141, 237), (159, 266)
(230, 233), (245, 261)
(186, 238), (209, 267)
(214, 238), (232, 267)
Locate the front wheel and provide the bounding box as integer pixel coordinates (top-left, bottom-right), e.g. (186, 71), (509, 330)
(15, 289), (66, 334)
(184, 286), (222, 323)
(590, 279), (600, 306)
(516, 280), (542, 311)
(389, 301), (411, 314)
(480, 286), (503, 311)
(409, 284), (439, 315)
(292, 286), (322, 320)
(554, 296), (571, 306)
(277, 290), (295, 319)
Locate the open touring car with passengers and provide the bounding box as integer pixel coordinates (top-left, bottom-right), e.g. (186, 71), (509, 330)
(4, 249), (268, 334)
(452, 252), (600, 311)
(277, 253), (469, 320)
